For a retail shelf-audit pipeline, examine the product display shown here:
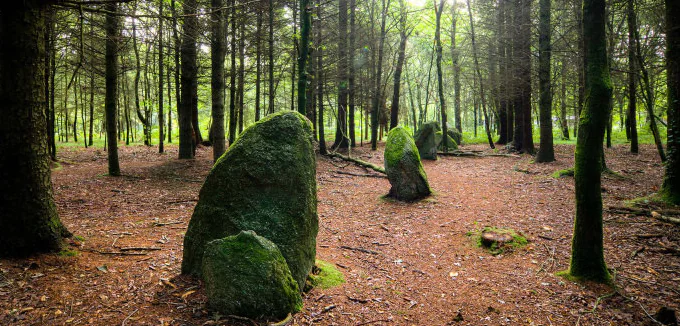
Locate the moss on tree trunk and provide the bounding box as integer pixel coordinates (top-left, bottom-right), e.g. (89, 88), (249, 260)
(567, 0), (611, 283)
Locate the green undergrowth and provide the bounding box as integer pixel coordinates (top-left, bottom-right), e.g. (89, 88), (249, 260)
(469, 226), (528, 255)
(58, 248), (79, 257)
(307, 260), (345, 290)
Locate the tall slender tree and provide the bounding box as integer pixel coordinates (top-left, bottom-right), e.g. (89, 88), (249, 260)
(179, 0), (198, 159)
(0, 0), (71, 256)
(627, 0), (639, 153)
(566, 0), (612, 283)
(333, 0), (350, 149)
(435, 0), (450, 151)
(467, 0), (494, 149)
(297, 0), (311, 115)
(105, 1), (121, 175)
(211, 0), (227, 161)
(661, 0), (680, 204)
(535, 0), (555, 162)
(390, 0), (409, 131)
(158, 0), (165, 153)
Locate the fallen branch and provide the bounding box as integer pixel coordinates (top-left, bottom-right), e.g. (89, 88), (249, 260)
(153, 220), (184, 226)
(652, 213), (680, 226)
(335, 170), (386, 179)
(269, 313), (292, 326)
(438, 151), (520, 158)
(340, 245), (380, 255)
(119, 247), (161, 251)
(326, 152), (385, 174)
(84, 249), (147, 256)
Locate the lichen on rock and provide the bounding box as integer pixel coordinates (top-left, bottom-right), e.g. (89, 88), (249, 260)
(181, 111), (318, 291)
(202, 230), (302, 319)
(384, 126), (432, 201)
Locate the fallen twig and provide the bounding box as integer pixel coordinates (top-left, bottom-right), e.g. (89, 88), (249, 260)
(269, 313), (293, 326)
(340, 245), (379, 255)
(84, 249), (147, 256)
(121, 308), (138, 326)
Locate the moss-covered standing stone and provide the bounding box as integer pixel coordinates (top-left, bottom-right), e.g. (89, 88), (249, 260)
(384, 126), (432, 201)
(181, 111), (318, 290)
(202, 231), (302, 319)
(414, 121), (441, 160)
(436, 131), (459, 151)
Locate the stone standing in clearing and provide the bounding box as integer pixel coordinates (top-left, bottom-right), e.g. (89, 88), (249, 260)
(384, 126), (432, 201)
(181, 111), (318, 291)
(202, 230), (302, 319)
(414, 121), (441, 160)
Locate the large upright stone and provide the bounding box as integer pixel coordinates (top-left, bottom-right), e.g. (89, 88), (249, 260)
(384, 126), (432, 201)
(181, 111), (318, 290)
(202, 231), (302, 319)
(414, 121), (441, 160)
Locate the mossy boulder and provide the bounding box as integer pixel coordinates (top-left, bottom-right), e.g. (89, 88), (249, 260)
(436, 131), (459, 151)
(446, 128), (463, 145)
(384, 126), (432, 201)
(202, 231), (302, 319)
(414, 121), (441, 160)
(181, 111), (318, 290)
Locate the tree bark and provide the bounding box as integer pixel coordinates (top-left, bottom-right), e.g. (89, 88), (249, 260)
(627, 0), (638, 153)
(0, 0), (71, 256)
(466, 0), (494, 149)
(568, 0), (612, 283)
(435, 0), (450, 151)
(535, 0), (554, 162)
(451, 4), (462, 134)
(371, 0), (389, 151)
(297, 0), (310, 116)
(228, 0), (238, 144)
(179, 0), (198, 158)
(661, 0), (680, 204)
(333, 0), (350, 149)
(158, 0), (165, 153)
(317, 0), (327, 155)
(211, 0), (227, 161)
(104, 1), (121, 175)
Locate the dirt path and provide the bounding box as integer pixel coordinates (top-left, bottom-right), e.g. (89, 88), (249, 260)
(1, 143), (677, 325)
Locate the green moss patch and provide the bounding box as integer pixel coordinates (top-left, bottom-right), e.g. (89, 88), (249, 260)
(308, 260), (345, 290)
(552, 168), (574, 178)
(470, 227), (528, 255)
(58, 248), (79, 257)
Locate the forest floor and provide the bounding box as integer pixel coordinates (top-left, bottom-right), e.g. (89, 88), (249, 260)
(1, 141), (679, 326)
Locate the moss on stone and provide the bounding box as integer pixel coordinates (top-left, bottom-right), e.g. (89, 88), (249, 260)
(435, 131), (459, 151)
(552, 168), (574, 178)
(308, 260), (345, 290)
(182, 111), (318, 291)
(384, 126), (432, 201)
(202, 231), (302, 319)
(414, 122), (440, 160)
(472, 226), (528, 255)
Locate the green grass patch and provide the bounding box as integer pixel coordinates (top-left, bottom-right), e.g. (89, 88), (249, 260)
(308, 260), (345, 290)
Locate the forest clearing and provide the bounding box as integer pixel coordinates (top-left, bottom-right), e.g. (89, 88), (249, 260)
(0, 142), (677, 325)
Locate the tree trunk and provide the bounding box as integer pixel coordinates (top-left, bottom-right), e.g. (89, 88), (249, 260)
(512, 0), (533, 153)
(627, 0), (638, 153)
(662, 0), (680, 204)
(179, 0), (198, 159)
(333, 0), (350, 149)
(371, 0), (389, 151)
(348, 0), (357, 146)
(268, 0), (275, 115)
(237, 17), (245, 134)
(568, 0), (611, 283)
(132, 6), (151, 146)
(171, 0), (180, 143)
(297, 0), (310, 116)
(451, 4), (462, 134)
(317, 0), (327, 155)
(560, 59), (569, 139)
(535, 0), (554, 162)
(466, 0), (494, 149)
(390, 0), (408, 131)
(104, 1), (121, 174)
(228, 0), (238, 144)
(158, 0), (165, 153)
(435, 0), (450, 151)
(211, 0), (227, 161)
(0, 0), (71, 256)
(256, 11), (262, 122)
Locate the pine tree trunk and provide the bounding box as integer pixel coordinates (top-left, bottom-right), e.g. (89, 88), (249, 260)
(467, 0), (494, 149)
(348, 0), (357, 146)
(333, 0), (349, 149)
(451, 5), (462, 134)
(535, 0), (554, 162)
(568, 0), (611, 283)
(661, 0), (680, 204)
(228, 0), (238, 144)
(371, 0), (388, 151)
(297, 0), (310, 116)
(179, 0), (198, 158)
(256, 11), (263, 122)
(0, 0), (71, 257)
(627, 0), (639, 153)
(159, 0), (165, 153)
(435, 0), (450, 151)
(317, 0), (327, 155)
(389, 0), (408, 131)
(104, 1), (121, 175)
(211, 0), (227, 161)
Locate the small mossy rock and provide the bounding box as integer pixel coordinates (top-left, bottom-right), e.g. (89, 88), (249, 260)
(181, 111), (318, 291)
(202, 231), (302, 319)
(480, 231), (513, 248)
(414, 121), (441, 160)
(384, 126), (432, 201)
(447, 128), (463, 145)
(435, 131), (459, 151)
